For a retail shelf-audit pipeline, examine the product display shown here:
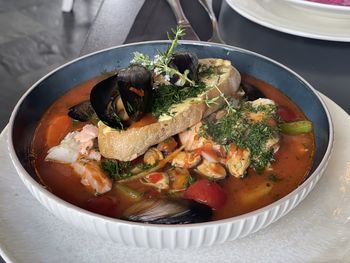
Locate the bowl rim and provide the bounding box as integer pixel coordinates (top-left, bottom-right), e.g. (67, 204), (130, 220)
(7, 40), (334, 229)
(283, 0), (350, 11)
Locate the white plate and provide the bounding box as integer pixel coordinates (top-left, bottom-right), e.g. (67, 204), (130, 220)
(284, 0), (350, 19)
(1, 94), (349, 263)
(226, 0), (350, 42)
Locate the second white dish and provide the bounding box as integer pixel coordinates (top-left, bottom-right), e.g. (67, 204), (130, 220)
(226, 0), (350, 42)
(284, 0), (350, 19)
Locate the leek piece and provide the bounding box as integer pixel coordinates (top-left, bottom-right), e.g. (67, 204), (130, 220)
(115, 184), (142, 200)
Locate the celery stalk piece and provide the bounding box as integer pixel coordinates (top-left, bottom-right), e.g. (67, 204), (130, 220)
(280, 121), (313, 135)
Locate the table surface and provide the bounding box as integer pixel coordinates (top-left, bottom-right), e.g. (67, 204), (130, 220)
(2, 0), (350, 262)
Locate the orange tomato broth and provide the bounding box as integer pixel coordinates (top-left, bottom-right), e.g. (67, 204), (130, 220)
(32, 74), (314, 221)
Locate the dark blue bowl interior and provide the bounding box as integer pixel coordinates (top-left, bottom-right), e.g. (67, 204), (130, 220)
(12, 41), (330, 182)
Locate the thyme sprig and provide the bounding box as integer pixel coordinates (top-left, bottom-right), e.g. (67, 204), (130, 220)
(131, 26), (194, 86)
(164, 26), (185, 61)
(214, 86), (236, 113)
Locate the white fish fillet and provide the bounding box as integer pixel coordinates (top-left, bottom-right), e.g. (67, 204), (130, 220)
(45, 132), (80, 163)
(45, 124), (100, 163)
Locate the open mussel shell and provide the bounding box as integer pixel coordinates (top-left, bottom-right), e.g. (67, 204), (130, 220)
(117, 65), (153, 121)
(241, 81), (266, 101)
(90, 74), (124, 129)
(169, 52), (199, 84)
(68, 100), (95, 122)
(123, 199), (212, 224)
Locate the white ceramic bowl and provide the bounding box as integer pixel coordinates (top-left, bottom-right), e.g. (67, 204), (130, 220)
(283, 0), (350, 19)
(7, 41), (333, 248)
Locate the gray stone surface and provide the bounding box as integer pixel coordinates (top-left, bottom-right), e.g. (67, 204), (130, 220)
(0, 11), (45, 44)
(0, 0), (103, 130)
(0, 31), (68, 75)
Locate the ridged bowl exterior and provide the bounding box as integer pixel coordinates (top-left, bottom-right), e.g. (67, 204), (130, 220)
(7, 41), (333, 249)
(10, 157), (329, 248)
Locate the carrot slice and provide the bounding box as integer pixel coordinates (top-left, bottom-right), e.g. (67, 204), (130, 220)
(46, 115), (72, 148)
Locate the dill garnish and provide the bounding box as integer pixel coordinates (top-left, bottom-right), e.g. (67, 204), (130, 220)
(198, 65), (215, 78)
(151, 82), (207, 118)
(246, 122), (275, 172)
(202, 101), (279, 172)
(198, 64), (226, 78)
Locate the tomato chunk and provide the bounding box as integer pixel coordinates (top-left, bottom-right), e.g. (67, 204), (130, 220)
(277, 106), (297, 122)
(184, 179), (226, 209)
(148, 172), (163, 183)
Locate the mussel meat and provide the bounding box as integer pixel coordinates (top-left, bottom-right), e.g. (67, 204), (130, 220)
(117, 65), (152, 121)
(90, 65), (153, 129)
(123, 199), (212, 224)
(241, 82), (266, 101)
(68, 100), (95, 122)
(90, 74), (123, 128)
(169, 52), (199, 84)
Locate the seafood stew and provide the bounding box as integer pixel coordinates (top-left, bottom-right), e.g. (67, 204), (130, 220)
(31, 28), (314, 224)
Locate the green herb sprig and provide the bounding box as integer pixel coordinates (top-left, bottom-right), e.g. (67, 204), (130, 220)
(131, 26), (194, 86)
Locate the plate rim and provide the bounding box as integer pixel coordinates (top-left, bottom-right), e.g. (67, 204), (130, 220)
(226, 0), (350, 42)
(284, 0), (350, 11)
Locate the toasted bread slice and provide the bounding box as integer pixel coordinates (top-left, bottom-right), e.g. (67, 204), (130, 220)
(98, 58), (241, 161)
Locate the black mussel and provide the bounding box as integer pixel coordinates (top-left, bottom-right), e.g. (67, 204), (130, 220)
(241, 82), (266, 101)
(68, 100), (95, 122)
(169, 52), (199, 84)
(117, 65), (153, 121)
(123, 199), (212, 224)
(90, 66), (153, 129)
(90, 74), (124, 129)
